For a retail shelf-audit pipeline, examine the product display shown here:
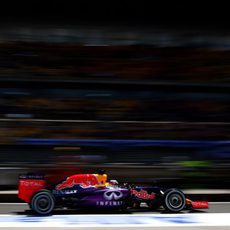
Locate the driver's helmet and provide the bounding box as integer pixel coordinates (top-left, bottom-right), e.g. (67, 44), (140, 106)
(96, 169), (107, 185)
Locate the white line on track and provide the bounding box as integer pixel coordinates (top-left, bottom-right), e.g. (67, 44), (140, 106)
(0, 203), (25, 205)
(0, 191), (18, 194)
(209, 202), (230, 204)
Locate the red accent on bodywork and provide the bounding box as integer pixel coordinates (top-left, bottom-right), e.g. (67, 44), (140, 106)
(191, 201), (209, 209)
(131, 189), (155, 200)
(56, 174), (98, 190)
(18, 179), (46, 203)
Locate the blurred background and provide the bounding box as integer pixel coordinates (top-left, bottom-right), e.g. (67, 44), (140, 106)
(0, 1), (230, 190)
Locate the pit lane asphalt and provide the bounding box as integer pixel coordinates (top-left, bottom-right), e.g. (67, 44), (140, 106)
(0, 202), (229, 215)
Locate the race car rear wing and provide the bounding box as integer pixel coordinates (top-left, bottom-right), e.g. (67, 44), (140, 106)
(18, 174), (46, 203)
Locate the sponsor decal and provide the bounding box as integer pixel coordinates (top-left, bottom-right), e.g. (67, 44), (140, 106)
(56, 179), (93, 190)
(53, 190), (78, 195)
(79, 183), (94, 189)
(96, 201), (123, 206)
(103, 190), (123, 200)
(20, 180), (44, 187)
(131, 189), (155, 200)
(56, 181), (93, 190)
(56, 179), (73, 190)
(95, 190), (123, 206)
(56, 175), (98, 190)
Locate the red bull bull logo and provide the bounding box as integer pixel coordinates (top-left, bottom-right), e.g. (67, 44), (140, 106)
(56, 174), (99, 190)
(79, 183), (94, 189)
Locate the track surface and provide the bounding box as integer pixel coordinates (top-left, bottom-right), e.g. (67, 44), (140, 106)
(0, 202), (229, 215)
(0, 203), (230, 229)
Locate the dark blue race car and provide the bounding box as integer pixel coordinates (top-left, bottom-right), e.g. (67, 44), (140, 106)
(18, 172), (208, 215)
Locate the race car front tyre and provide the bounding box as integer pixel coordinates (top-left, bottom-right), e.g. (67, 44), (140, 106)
(163, 188), (186, 213)
(30, 190), (55, 215)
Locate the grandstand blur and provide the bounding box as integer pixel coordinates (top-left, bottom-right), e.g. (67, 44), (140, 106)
(0, 2), (230, 189)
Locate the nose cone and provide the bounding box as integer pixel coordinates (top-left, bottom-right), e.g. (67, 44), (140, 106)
(191, 201), (209, 209)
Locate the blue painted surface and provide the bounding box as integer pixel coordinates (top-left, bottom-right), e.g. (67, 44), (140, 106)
(0, 214), (199, 225)
(17, 138), (230, 148)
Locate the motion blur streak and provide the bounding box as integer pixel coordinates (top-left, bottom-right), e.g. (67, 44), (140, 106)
(0, 1), (230, 193)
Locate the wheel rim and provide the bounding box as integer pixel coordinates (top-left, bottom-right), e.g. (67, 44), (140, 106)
(36, 195), (51, 212)
(168, 193), (183, 209)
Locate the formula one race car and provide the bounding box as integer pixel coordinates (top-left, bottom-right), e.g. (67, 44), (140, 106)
(18, 171), (208, 215)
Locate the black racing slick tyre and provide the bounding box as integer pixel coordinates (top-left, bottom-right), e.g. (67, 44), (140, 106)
(163, 188), (186, 213)
(30, 190), (55, 215)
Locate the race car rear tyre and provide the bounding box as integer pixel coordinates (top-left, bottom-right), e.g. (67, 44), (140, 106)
(163, 188), (186, 213)
(31, 190), (55, 215)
